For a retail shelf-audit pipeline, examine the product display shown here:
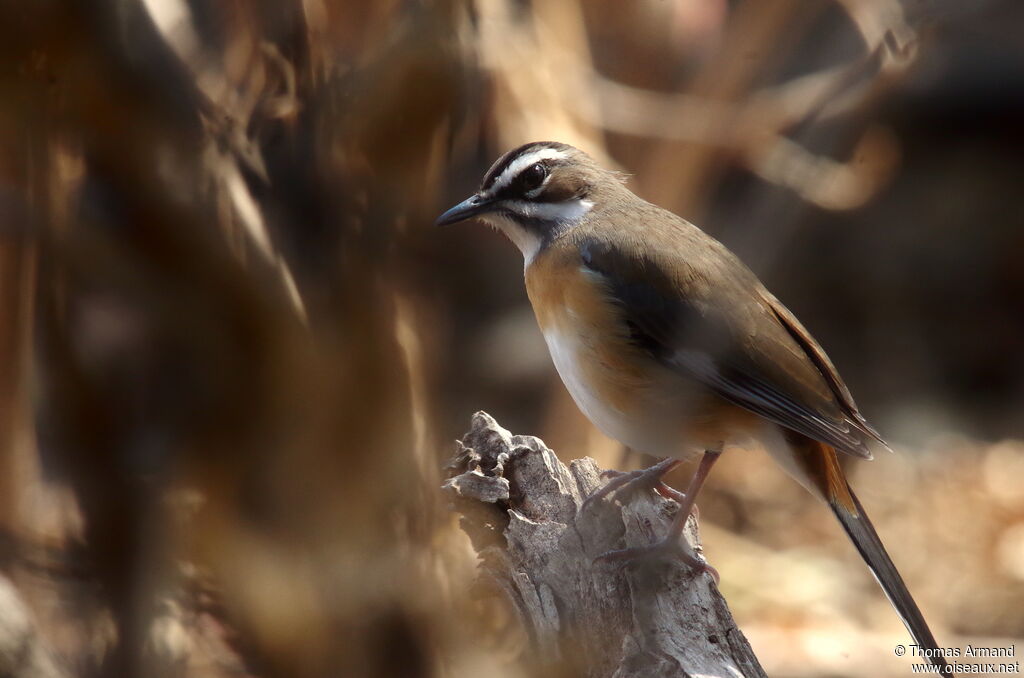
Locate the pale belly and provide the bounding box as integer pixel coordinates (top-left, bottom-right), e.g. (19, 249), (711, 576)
(541, 326), (827, 501)
(541, 327), (700, 458)
(526, 243), (762, 460)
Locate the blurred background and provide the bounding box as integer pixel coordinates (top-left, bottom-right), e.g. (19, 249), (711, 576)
(1, 0), (1023, 676)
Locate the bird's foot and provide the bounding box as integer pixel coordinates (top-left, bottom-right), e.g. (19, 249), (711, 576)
(595, 537), (720, 584)
(579, 458), (684, 515)
(589, 449), (723, 584)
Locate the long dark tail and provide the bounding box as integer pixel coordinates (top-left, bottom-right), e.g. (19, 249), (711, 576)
(830, 486), (950, 673)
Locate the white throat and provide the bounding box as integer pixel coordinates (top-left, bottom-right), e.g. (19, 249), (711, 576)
(480, 213), (543, 267)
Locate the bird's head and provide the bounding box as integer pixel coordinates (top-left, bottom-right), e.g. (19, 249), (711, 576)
(436, 142), (612, 263)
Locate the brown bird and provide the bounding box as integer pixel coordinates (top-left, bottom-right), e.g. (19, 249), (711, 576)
(437, 141), (947, 671)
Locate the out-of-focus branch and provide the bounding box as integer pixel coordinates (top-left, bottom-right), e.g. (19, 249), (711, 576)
(583, 40), (910, 210)
(140, 0), (308, 322)
(445, 412), (766, 677)
(0, 575), (66, 678)
(475, 0), (917, 210)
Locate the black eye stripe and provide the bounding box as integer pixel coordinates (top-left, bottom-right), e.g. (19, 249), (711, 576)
(518, 163), (548, 191)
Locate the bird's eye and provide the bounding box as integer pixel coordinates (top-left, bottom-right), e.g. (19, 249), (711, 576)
(520, 163), (547, 191)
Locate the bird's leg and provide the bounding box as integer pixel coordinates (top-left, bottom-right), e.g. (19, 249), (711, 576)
(579, 457), (681, 515)
(595, 447), (723, 582)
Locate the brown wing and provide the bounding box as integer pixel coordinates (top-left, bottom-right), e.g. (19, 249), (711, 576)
(758, 288), (888, 447)
(579, 234), (887, 459)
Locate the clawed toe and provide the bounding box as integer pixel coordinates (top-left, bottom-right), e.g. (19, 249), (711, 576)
(580, 458), (682, 515)
(593, 538), (718, 584)
(653, 483), (686, 503)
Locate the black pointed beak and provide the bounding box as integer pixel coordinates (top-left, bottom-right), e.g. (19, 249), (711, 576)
(435, 193), (493, 227)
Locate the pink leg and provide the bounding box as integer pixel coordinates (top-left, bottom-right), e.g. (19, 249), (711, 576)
(595, 448), (723, 582)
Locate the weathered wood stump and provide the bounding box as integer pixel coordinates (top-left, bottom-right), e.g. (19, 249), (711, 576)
(444, 411), (765, 678)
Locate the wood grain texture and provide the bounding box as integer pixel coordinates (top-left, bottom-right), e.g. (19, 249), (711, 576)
(444, 411), (766, 678)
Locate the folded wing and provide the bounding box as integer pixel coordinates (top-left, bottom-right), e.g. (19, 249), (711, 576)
(580, 236), (887, 459)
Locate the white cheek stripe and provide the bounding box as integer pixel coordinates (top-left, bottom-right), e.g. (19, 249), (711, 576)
(503, 198), (594, 223)
(480, 197), (593, 268)
(488, 148), (568, 194)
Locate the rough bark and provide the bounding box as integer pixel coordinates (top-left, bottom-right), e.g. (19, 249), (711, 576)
(444, 411), (766, 678)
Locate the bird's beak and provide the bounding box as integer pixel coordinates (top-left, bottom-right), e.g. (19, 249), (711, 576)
(435, 193), (493, 227)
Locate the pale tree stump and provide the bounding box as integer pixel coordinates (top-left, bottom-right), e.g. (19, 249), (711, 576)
(444, 411), (766, 678)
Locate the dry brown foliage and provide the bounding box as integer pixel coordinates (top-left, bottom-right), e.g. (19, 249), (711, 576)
(0, 1), (1022, 677)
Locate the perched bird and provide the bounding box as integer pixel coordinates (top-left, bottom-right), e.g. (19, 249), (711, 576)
(437, 141), (947, 671)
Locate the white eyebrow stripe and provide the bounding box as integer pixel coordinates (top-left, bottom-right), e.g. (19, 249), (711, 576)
(488, 148), (568, 194)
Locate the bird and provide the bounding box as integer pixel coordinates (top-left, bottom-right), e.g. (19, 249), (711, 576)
(436, 141), (948, 671)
